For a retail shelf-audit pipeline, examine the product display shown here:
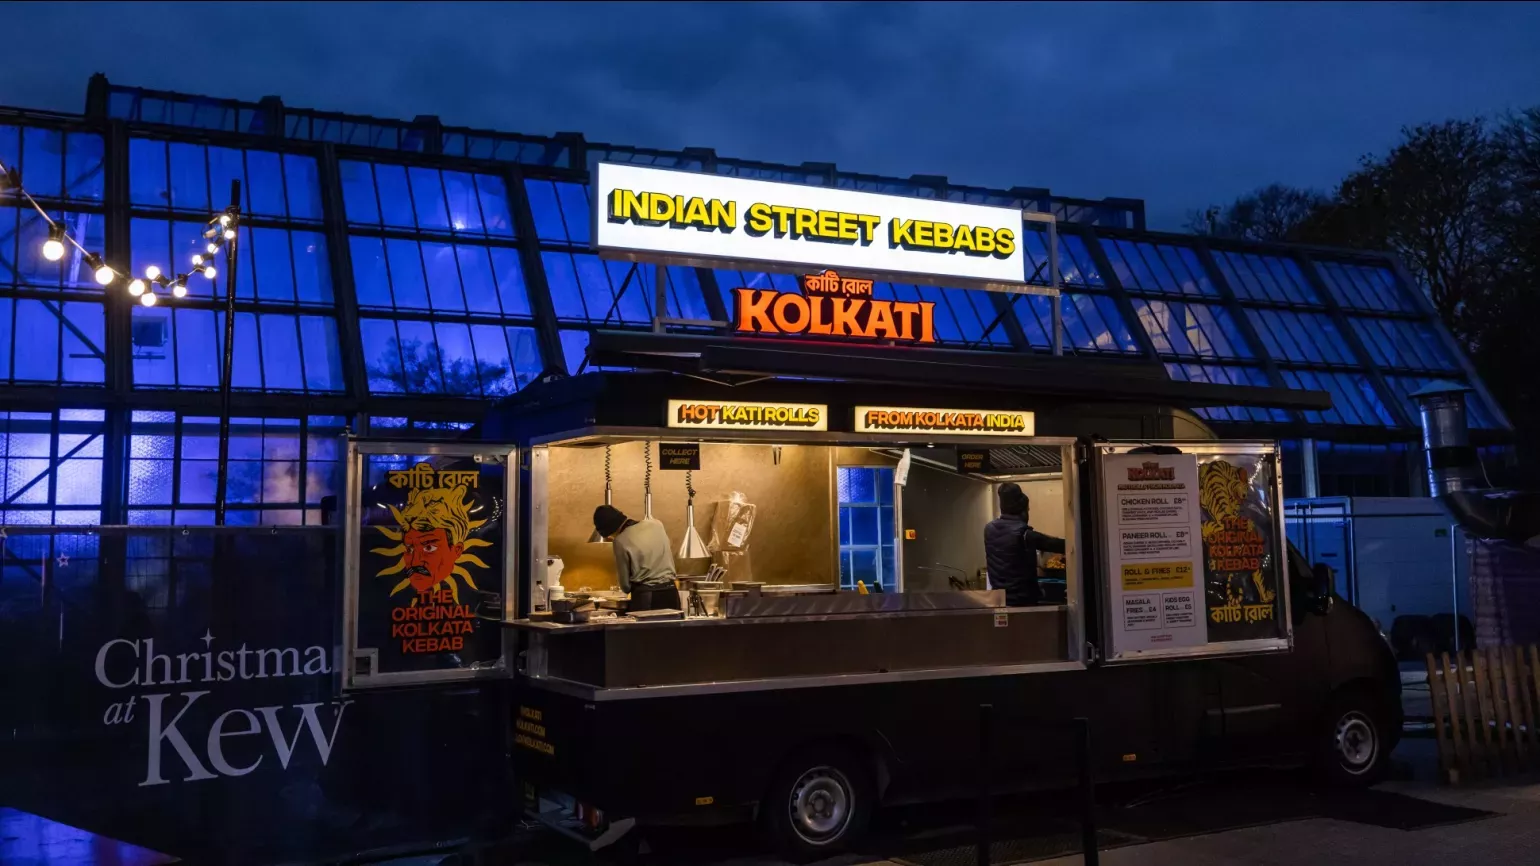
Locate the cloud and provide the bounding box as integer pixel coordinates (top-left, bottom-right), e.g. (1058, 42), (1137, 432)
(7, 1), (1540, 228)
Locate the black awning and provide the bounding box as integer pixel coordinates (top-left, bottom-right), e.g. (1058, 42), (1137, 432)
(585, 330), (1331, 412)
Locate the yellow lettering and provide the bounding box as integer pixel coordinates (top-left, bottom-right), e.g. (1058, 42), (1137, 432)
(793, 208), (817, 238)
(975, 227), (995, 254)
(710, 199), (736, 230)
(914, 221), (934, 247)
(771, 205), (795, 236)
(817, 209), (838, 238)
(683, 196), (708, 227)
(746, 202), (772, 235)
(890, 218), (915, 248)
(933, 222), (953, 248)
(858, 214), (881, 244)
(994, 228), (1016, 257)
(954, 224), (975, 251)
(837, 211), (858, 241)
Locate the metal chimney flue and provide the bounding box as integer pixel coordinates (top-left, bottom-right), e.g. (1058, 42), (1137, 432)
(1413, 382), (1540, 547)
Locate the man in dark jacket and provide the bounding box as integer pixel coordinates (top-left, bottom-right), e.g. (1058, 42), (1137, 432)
(983, 482), (1066, 606)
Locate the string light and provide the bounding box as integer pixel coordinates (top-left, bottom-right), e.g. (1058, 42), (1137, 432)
(42, 224), (66, 261)
(1, 156), (237, 306)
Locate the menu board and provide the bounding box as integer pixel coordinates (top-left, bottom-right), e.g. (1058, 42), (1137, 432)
(1101, 452), (1207, 656)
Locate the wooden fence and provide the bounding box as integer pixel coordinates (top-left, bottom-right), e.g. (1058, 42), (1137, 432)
(1426, 646), (1540, 783)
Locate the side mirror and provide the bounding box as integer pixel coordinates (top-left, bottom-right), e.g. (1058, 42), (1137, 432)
(1310, 562), (1335, 614)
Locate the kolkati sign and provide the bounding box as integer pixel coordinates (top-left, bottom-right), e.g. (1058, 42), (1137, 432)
(854, 406), (1035, 436)
(734, 270), (937, 344)
(593, 163), (1027, 289)
(667, 400), (828, 432)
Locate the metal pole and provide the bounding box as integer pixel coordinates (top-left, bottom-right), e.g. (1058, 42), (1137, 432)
(215, 179), (241, 525)
(652, 263), (667, 334)
(1076, 717), (1098, 866)
(1450, 522), (1462, 653)
(1048, 219), (1063, 357)
(976, 703), (993, 866)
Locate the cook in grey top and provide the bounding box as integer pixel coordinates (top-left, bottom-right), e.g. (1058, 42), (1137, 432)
(594, 505), (677, 592)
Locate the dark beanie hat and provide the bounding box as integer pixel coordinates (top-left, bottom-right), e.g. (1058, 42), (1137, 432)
(593, 504), (629, 538)
(998, 482), (1028, 515)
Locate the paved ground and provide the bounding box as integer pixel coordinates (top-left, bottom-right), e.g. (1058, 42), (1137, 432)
(493, 734), (1536, 866)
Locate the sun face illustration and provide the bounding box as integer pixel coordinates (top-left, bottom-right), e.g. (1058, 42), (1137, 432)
(372, 483), (492, 604)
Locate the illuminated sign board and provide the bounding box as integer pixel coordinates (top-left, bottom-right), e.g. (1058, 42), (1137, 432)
(593, 163), (1027, 290)
(733, 269), (936, 343)
(854, 406), (1034, 436)
(667, 400), (828, 432)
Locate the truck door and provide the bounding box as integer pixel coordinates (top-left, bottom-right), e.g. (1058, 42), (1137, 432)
(1207, 544), (1333, 763)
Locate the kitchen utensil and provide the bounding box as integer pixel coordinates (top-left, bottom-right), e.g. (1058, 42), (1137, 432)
(678, 469), (708, 559)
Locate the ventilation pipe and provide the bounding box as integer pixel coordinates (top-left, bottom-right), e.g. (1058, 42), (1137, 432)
(1413, 382), (1540, 547)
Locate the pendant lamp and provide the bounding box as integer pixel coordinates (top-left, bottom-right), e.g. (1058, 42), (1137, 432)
(586, 444), (614, 543)
(677, 468), (708, 559)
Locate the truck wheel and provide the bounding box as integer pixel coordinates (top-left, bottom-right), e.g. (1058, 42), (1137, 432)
(761, 746), (874, 861)
(1319, 688), (1389, 786)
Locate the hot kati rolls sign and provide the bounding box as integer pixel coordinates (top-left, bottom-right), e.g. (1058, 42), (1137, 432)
(593, 163), (1027, 289)
(668, 400), (827, 432)
(855, 406), (1033, 436)
(1101, 453), (1208, 656)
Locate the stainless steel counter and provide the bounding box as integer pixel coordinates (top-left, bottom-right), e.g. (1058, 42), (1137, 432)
(510, 602), (1060, 634)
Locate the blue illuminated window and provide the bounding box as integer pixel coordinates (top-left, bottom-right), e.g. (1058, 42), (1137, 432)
(1316, 441), (1411, 497)
(126, 412), (345, 526)
(1280, 369), (1395, 427)
(1382, 376), (1499, 430)
(130, 218), (332, 306)
(361, 318), (541, 397)
(1164, 364), (1290, 423)
(0, 297), (105, 385)
(545, 253), (708, 324)
(1104, 240), (1216, 297)
(1214, 252), (1320, 305)
(1349, 317), (1456, 372)
(1249, 309), (1354, 365)
(838, 466), (895, 591)
(350, 236), (529, 316)
(559, 329), (633, 376)
(0, 409), (105, 525)
(129, 308), (343, 393)
(1013, 293), (1140, 354)
(0, 125), (105, 201)
(1, 208), (107, 294)
(1315, 261), (1413, 313)
(339, 160), (513, 237)
(524, 179), (593, 244)
(1021, 227), (1103, 287)
(1131, 299), (1253, 359)
(128, 138), (321, 220)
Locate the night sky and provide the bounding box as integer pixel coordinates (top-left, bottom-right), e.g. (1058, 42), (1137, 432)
(7, 1), (1540, 228)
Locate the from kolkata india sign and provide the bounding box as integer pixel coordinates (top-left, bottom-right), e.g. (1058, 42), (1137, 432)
(667, 400), (828, 432)
(734, 270), (938, 343)
(356, 458), (506, 677)
(593, 162), (1026, 290)
(854, 406), (1034, 436)
(1099, 452), (1208, 658)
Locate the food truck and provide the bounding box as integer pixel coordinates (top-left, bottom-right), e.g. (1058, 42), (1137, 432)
(335, 343), (1400, 859)
(328, 165), (1401, 859)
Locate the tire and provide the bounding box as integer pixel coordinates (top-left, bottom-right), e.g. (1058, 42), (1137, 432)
(1319, 687), (1391, 786)
(761, 744), (875, 861)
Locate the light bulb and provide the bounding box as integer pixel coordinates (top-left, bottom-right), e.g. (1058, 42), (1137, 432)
(172, 282), (188, 298)
(145, 265), (161, 280)
(207, 242), (218, 254)
(203, 265), (217, 279)
(192, 254), (204, 266)
(95, 264), (115, 285)
(141, 291), (158, 307)
(223, 229), (236, 240)
(42, 224), (66, 262)
(128, 279), (146, 297)
(219, 214), (231, 227)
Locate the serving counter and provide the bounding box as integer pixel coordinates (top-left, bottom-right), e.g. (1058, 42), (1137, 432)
(511, 593), (1071, 693)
